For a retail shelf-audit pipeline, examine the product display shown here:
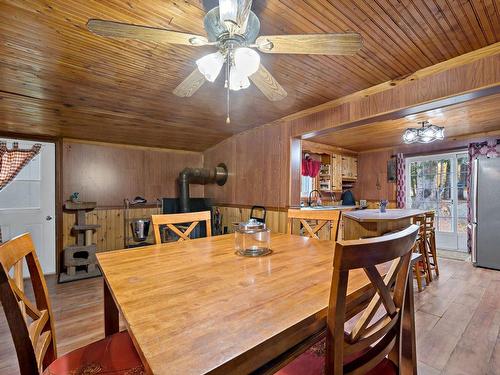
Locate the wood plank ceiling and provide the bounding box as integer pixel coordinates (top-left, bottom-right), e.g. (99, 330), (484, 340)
(0, 0), (499, 151)
(310, 92), (500, 151)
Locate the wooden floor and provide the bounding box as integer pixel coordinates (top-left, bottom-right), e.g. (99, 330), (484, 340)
(1, 258), (499, 374)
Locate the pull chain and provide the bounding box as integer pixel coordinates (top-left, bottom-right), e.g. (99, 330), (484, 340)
(225, 49), (231, 124)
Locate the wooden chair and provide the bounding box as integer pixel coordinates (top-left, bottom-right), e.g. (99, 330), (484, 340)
(276, 225), (419, 375)
(424, 211), (439, 278)
(287, 208), (341, 241)
(412, 214), (432, 292)
(152, 211), (212, 243)
(0, 233), (143, 375)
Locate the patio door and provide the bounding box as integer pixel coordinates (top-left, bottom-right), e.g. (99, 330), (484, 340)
(406, 152), (468, 251)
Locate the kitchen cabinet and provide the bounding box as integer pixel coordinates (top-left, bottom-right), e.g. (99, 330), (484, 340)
(317, 154), (331, 192)
(331, 154), (342, 190)
(342, 156), (358, 181)
(301, 140), (358, 195)
(318, 153), (343, 192)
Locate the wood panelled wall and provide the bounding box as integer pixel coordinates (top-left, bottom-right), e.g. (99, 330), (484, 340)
(352, 150), (397, 203)
(63, 140), (204, 207)
(204, 121), (292, 208)
(203, 45), (499, 209)
(62, 140), (203, 252)
(63, 207), (159, 252)
(216, 206), (287, 235)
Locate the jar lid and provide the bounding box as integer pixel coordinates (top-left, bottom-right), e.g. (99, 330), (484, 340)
(236, 218), (266, 233)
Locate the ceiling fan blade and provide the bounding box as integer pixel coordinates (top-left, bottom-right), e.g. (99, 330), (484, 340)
(87, 19), (209, 46)
(255, 32), (362, 55)
(219, 0), (253, 33)
(173, 68), (206, 97)
(250, 64), (287, 101)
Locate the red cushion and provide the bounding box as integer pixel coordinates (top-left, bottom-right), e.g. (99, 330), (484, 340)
(43, 331), (144, 375)
(276, 338), (397, 375)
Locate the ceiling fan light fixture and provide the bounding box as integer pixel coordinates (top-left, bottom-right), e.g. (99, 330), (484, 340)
(234, 47), (260, 76)
(189, 36), (207, 46)
(229, 66), (250, 91)
(196, 51), (225, 82)
(219, 0), (239, 25)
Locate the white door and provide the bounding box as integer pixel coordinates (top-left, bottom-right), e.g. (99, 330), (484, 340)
(0, 139), (56, 274)
(406, 152), (468, 252)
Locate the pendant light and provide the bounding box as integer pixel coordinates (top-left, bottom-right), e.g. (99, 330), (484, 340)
(196, 46), (262, 124)
(403, 121), (445, 144)
(196, 52), (225, 82)
(233, 47), (260, 76)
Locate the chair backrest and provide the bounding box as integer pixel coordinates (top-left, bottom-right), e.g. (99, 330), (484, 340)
(287, 208), (341, 241)
(325, 225), (418, 374)
(0, 233), (57, 374)
(424, 211), (435, 232)
(151, 211), (212, 244)
(412, 214), (426, 239)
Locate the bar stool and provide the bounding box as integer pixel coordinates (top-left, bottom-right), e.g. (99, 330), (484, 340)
(424, 211), (439, 278)
(412, 214), (432, 292)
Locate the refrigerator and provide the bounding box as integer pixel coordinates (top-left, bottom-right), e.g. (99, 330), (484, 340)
(470, 157), (500, 270)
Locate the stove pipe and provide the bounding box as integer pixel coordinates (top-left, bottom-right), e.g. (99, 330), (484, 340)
(179, 163), (228, 213)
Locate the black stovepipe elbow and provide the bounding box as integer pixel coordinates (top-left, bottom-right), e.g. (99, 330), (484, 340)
(178, 164), (228, 213)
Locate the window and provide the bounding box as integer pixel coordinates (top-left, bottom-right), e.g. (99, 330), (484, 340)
(301, 175), (314, 197)
(0, 152), (41, 210)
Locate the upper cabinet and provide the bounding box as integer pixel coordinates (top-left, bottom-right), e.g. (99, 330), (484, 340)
(341, 156), (358, 181)
(331, 154), (343, 190)
(301, 141), (358, 194)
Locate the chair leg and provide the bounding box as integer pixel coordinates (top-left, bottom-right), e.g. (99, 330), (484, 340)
(430, 232), (439, 277)
(425, 233), (439, 279)
(420, 239), (432, 284)
(414, 262), (423, 292)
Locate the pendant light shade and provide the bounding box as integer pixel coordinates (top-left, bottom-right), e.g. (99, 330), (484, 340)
(196, 51), (225, 82)
(234, 47), (260, 77)
(403, 121), (445, 144)
(229, 66), (250, 91)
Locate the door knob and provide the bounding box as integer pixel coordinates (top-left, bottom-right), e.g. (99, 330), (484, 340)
(46, 215), (53, 221)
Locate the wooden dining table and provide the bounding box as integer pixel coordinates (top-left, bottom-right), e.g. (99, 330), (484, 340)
(97, 233), (417, 375)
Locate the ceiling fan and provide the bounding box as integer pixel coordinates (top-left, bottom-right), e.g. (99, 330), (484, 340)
(87, 0), (363, 123)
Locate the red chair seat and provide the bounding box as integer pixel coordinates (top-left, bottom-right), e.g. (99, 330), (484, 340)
(44, 331), (144, 375)
(276, 338), (397, 375)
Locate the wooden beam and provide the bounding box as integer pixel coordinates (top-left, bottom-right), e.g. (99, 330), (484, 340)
(301, 140), (357, 155)
(288, 42), (500, 138)
(356, 129), (500, 155)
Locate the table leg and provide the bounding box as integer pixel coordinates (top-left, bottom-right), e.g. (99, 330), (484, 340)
(400, 272), (417, 375)
(104, 279), (119, 336)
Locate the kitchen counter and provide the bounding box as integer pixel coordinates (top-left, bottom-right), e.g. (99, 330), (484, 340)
(342, 209), (425, 240)
(342, 209), (426, 222)
(295, 205), (358, 211)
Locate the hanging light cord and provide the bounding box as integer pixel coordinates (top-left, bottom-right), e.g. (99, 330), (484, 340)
(225, 49), (231, 124)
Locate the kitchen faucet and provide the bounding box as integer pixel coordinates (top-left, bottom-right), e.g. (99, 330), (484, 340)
(328, 191), (337, 202)
(308, 189), (322, 207)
